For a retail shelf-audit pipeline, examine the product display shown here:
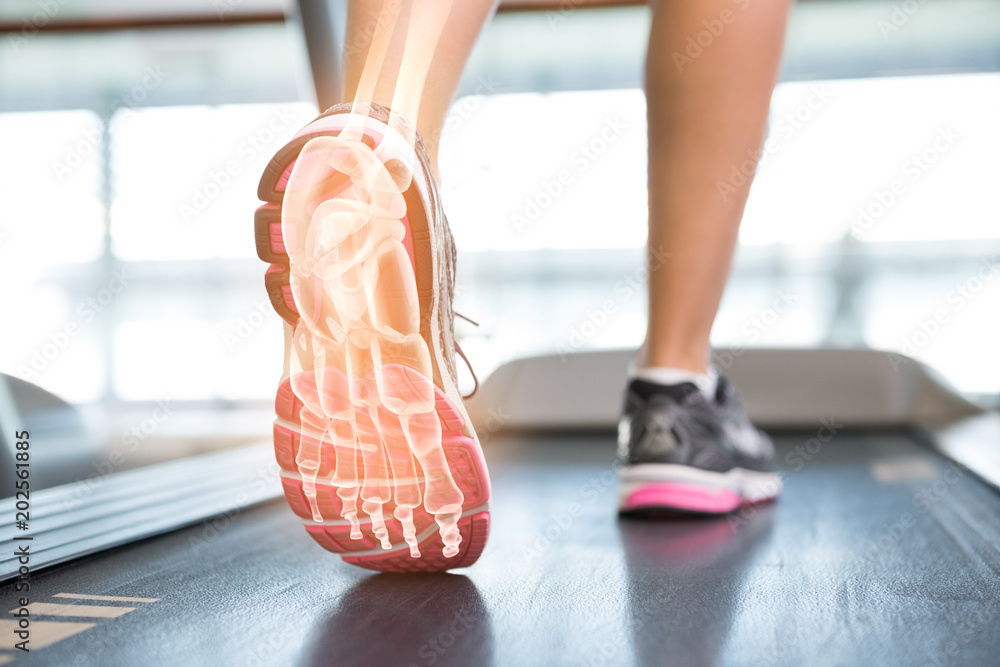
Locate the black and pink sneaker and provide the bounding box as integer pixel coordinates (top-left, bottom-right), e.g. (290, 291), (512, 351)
(617, 374), (781, 514)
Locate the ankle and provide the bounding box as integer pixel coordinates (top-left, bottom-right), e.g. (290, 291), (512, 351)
(635, 342), (711, 375)
(628, 363), (718, 399)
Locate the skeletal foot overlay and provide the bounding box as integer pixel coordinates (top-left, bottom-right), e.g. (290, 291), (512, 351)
(256, 0), (489, 572)
(257, 108), (490, 571)
(285, 133), (468, 559)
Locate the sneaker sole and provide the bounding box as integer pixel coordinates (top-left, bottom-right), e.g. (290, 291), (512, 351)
(256, 104), (490, 572)
(618, 464), (781, 514)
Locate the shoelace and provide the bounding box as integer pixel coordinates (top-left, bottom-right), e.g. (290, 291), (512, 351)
(454, 311), (479, 399)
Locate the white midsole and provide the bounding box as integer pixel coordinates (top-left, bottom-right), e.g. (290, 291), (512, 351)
(618, 464), (782, 505)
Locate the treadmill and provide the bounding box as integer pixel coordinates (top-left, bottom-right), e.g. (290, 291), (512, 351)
(2, 347), (999, 666)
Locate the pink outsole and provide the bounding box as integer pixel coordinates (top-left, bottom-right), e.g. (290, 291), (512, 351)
(622, 482), (744, 514)
(275, 376), (490, 571)
(341, 512), (490, 573)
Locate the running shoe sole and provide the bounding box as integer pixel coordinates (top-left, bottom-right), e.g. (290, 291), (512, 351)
(618, 464), (781, 514)
(255, 103), (490, 572)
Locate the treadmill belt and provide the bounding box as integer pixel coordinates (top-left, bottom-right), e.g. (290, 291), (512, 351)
(2, 431), (999, 666)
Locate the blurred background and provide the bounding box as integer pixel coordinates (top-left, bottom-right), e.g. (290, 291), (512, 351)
(1, 0), (998, 472)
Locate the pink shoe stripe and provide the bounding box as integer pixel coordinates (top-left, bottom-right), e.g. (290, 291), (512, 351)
(623, 482), (742, 514)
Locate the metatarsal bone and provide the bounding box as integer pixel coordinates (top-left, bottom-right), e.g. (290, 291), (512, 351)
(400, 410), (464, 556)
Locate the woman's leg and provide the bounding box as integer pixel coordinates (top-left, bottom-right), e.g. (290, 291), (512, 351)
(641, 0), (792, 374)
(342, 0), (498, 173)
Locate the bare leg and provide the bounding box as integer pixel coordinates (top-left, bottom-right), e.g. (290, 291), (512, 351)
(641, 0), (791, 373)
(343, 0), (498, 173)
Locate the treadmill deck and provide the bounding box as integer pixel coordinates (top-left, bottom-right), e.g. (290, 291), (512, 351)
(2, 431), (999, 666)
